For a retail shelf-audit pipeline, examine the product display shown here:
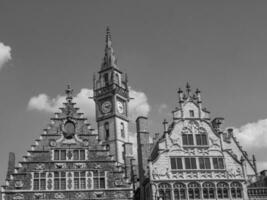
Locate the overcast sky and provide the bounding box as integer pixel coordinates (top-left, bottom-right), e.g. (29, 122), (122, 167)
(1, 0), (267, 182)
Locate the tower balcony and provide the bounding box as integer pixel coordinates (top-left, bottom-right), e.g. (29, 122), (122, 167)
(94, 83), (129, 99)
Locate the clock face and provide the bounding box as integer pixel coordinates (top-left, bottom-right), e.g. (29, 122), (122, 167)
(117, 101), (124, 114)
(63, 121), (75, 139)
(101, 101), (112, 114)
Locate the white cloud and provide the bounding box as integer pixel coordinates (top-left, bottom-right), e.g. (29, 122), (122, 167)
(0, 42), (11, 70)
(257, 161), (267, 172)
(28, 88), (150, 122)
(235, 118), (267, 149)
(129, 89), (150, 121)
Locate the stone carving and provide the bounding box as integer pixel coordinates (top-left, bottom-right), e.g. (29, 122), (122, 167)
(68, 179), (72, 189)
(14, 181), (23, 188)
(183, 148), (195, 155)
(74, 163), (86, 169)
(55, 163), (66, 169)
(13, 194), (24, 200)
(83, 139), (89, 147)
(186, 172), (198, 179)
(152, 167), (172, 180)
(227, 167), (242, 178)
(87, 178), (92, 189)
(209, 137), (220, 148)
(47, 179), (52, 190)
(94, 192), (104, 198)
(54, 193), (65, 199)
(114, 178), (123, 186)
(49, 139), (57, 147)
(172, 172), (184, 179)
(34, 193), (44, 199)
(75, 193), (86, 199)
(35, 164), (45, 171)
(94, 164), (101, 169)
(197, 148), (209, 155)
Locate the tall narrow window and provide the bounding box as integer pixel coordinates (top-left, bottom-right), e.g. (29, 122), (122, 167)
(185, 158), (197, 169)
(104, 73), (109, 86)
(170, 157), (183, 170)
(54, 150), (59, 160)
(189, 110), (195, 117)
(93, 170), (105, 189)
(213, 157), (224, 169)
(217, 182), (229, 199)
(73, 150), (86, 160)
(115, 73), (120, 85)
(104, 122), (109, 140)
(199, 157), (211, 169)
(188, 182), (201, 199)
(203, 182), (215, 199)
(121, 122), (125, 138)
(231, 182), (242, 198)
(60, 150), (66, 160)
(74, 171), (86, 189)
(174, 182), (186, 200)
(54, 172), (66, 190)
(158, 183), (171, 200)
(196, 134), (208, 145)
(182, 134), (194, 145)
(33, 172), (46, 190)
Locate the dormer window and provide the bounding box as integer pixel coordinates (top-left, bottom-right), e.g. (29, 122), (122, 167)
(189, 110), (195, 117)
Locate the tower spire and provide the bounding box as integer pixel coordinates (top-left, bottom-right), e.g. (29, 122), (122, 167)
(101, 26), (118, 70)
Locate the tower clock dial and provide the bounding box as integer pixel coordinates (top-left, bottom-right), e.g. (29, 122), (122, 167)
(101, 101), (112, 113)
(117, 101), (124, 114)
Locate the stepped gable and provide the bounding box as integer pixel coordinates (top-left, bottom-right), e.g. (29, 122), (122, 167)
(1, 85), (132, 200)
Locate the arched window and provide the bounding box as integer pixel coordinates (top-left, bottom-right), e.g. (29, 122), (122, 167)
(121, 122), (125, 138)
(174, 182), (186, 200)
(202, 182), (215, 199)
(231, 182), (242, 198)
(188, 182), (201, 199)
(158, 183), (171, 200)
(104, 122), (109, 140)
(217, 182), (229, 199)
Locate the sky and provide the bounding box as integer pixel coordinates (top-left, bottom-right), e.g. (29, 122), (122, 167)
(1, 0), (267, 183)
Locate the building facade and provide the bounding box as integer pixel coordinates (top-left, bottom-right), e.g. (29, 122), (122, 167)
(1, 28), (134, 200)
(136, 84), (260, 200)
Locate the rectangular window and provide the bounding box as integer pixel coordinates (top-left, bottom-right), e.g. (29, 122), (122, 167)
(74, 150), (79, 160)
(182, 134), (194, 145)
(54, 172), (66, 190)
(61, 150), (66, 160)
(189, 110), (194, 117)
(54, 150), (59, 160)
(92, 170), (106, 189)
(33, 172), (46, 190)
(80, 150), (85, 160)
(199, 157), (211, 169)
(170, 157), (183, 170)
(213, 157), (224, 169)
(196, 134), (208, 145)
(185, 158), (197, 169)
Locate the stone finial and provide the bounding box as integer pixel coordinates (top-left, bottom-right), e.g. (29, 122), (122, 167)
(163, 119), (168, 133)
(186, 82), (191, 95)
(65, 84), (73, 102)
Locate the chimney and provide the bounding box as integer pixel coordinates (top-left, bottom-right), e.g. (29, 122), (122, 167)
(136, 116), (150, 200)
(6, 152), (15, 180)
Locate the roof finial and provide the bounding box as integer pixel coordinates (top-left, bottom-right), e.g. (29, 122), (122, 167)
(101, 26), (118, 70)
(186, 82), (191, 95)
(65, 84), (73, 102)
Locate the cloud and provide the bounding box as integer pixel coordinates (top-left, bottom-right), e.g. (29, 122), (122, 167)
(28, 88), (150, 121)
(129, 89), (150, 120)
(158, 103), (168, 114)
(0, 42), (12, 70)
(234, 118), (267, 149)
(257, 161), (267, 172)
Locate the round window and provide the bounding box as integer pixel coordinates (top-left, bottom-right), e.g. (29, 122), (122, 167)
(63, 121), (75, 139)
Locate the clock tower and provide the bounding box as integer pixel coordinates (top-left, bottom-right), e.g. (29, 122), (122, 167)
(93, 27), (130, 164)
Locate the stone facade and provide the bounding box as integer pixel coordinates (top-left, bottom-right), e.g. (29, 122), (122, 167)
(1, 28), (134, 200)
(136, 84), (259, 200)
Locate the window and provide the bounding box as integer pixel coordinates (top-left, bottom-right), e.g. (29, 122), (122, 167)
(158, 183), (171, 200)
(54, 172), (66, 190)
(189, 110), (194, 117)
(203, 182), (215, 199)
(170, 157), (183, 170)
(104, 122), (109, 140)
(217, 182), (229, 199)
(115, 73), (120, 85)
(182, 134), (194, 145)
(121, 122), (125, 138)
(33, 172), (46, 190)
(73, 149), (86, 160)
(213, 157), (224, 169)
(74, 171), (86, 189)
(196, 134), (208, 145)
(199, 157), (211, 169)
(231, 182), (242, 198)
(185, 158), (197, 169)
(173, 182), (186, 200)
(54, 150), (67, 161)
(188, 182), (201, 199)
(93, 170), (105, 189)
(104, 73), (109, 86)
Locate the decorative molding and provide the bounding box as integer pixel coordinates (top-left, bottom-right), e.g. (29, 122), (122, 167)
(35, 164), (45, 171)
(54, 193), (65, 199)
